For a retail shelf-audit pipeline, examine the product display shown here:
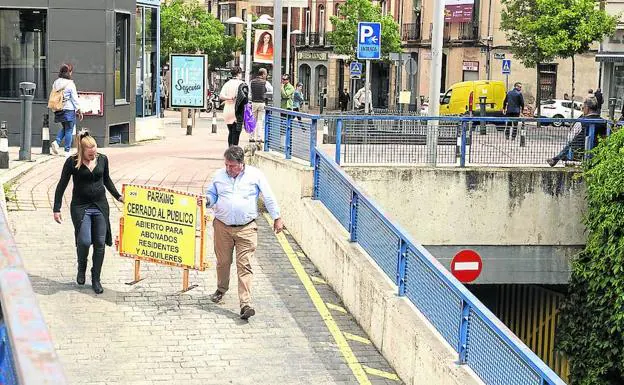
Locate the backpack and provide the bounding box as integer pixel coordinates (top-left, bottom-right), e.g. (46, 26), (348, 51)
(48, 84), (67, 111)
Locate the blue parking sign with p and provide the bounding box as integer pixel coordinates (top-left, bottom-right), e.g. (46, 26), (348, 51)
(357, 22), (382, 60)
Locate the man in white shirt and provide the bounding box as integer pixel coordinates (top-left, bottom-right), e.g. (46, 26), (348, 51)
(205, 146), (284, 319)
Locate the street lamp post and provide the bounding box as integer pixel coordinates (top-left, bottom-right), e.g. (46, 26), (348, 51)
(286, 28), (302, 78)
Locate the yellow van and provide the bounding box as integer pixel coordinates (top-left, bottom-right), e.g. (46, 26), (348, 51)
(439, 80), (506, 116)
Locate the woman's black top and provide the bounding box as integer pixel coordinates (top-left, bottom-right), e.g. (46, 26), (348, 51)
(53, 154), (121, 246)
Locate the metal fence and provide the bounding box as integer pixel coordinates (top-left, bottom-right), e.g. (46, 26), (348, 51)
(312, 149), (566, 385)
(264, 108), (318, 165)
(0, 201), (67, 384)
(265, 108), (611, 167)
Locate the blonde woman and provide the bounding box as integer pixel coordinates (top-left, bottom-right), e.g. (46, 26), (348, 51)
(53, 130), (123, 294)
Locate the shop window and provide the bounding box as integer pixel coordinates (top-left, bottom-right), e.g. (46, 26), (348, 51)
(0, 9), (47, 99)
(135, 6), (158, 118)
(115, 13), (130, 102)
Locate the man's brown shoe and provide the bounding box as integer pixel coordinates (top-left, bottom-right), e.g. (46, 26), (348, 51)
(209, 290), (224, 303)
(240, 305), (255, 320)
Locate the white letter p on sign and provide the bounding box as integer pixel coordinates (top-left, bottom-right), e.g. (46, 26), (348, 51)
(360, 26), (373, 43)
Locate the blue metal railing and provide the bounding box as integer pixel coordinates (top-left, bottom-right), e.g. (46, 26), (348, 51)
(264, 107), (320, 165)
(311, 148), (566, 385)
(265, 108), (610, 167)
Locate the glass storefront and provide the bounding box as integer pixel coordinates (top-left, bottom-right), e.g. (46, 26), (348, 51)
(136, 4), (159, 118)
(609, 63), (624, 113)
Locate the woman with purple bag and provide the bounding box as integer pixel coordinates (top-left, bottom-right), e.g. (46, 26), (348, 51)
(219, 66), (249, 147)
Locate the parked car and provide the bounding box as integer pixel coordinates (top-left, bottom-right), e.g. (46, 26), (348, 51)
(534, 99), (582, 126)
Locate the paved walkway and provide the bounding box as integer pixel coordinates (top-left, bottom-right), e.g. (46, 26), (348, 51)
(5, 114), (400, 385)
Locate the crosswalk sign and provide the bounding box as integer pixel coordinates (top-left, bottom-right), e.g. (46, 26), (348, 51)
(350, 62), (363, 78)
(502, 59), (511, 75)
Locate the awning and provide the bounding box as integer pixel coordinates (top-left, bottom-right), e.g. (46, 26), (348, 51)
(596, 54), (624, 63)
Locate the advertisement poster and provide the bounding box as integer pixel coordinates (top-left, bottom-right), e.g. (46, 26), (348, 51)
(254, 30), (274, 64)
(445, 0), (475, 23)
(120, 185), (200, 269)
(169, 54), (207, 109)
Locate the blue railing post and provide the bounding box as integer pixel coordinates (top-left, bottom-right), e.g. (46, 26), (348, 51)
(460, 121), (467, 167)
(397, 240), (407, 296)
(349, 190), (358, 242)
(309, 118), (318, 166)
(585, 123), (596, 160)
(264, 109), (271, 151)
(335, 118), (343, 165)
(458, 299), (471, 364)
(313, 150), (320, 200)
(285, 115), (292, 159)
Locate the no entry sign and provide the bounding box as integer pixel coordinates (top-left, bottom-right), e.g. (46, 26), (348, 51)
(451, 249), (482, 283)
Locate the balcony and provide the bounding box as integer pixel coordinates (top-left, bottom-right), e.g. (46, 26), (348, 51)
(402, 23), (421, 41)
(458, 22), (479, 41)
(426, 22), (478, 43)
(295, 32), (329, 47)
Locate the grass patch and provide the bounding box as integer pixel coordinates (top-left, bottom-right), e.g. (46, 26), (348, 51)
(3, 182), (15, 202)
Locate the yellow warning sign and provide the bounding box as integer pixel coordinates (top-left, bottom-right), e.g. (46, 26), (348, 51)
(119, 185), (202, 269)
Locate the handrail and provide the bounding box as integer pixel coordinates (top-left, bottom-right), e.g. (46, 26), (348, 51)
(312, 148), (566, 385)
(0, 206), (67, 384)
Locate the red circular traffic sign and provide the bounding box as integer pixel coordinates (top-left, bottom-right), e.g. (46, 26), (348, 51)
(451, 249), (482, 283)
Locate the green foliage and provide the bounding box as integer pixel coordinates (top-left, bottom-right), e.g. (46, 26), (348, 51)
(501, 0), (617, 68)
(557, 130), (624, 384)
(160, 0), (242, 67)
(3, 182), (14, 202)
(327, 0), (402, 60)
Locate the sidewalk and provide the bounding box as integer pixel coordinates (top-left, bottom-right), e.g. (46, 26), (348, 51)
(3, 115), (401, 384)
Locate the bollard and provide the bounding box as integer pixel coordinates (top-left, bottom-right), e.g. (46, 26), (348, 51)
(186, 108), (192, 135)
(0, 121), (9, 169)
(211, 103), (217, 134)
(519, 123), (526, 147)
(608, 97), (617, 121)
(479, 96), (487, 135)
(19, 82), (36, 161)
(41, 113), (50, 154)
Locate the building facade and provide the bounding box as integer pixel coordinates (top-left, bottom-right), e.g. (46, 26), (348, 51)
(597, 1), (624, 116)
(401, 0), (601, 108)
(0, 0), (162, 147)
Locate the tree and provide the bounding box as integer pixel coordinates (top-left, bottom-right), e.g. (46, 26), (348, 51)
(557, 128), (624, 384)
(160, 0), (242, 68)
(327, 0), (402, 60)
(501, 0), (616, 115)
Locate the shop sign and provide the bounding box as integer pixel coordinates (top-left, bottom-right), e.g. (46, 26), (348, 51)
(297, 51), (328, 61)
(463, 61), (479, 72)
(445, 0), (474, 23)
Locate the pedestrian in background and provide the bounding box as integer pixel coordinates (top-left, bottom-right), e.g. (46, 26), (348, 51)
(249, 68), (273, 143)
(503, 82), (525, 140)
(595, 88), (604, 112)
(50, 63), (83, 157)
(220, 66), (249, 147)
(206, 146), (284, 320)
(53, 130), (123, 294)
(547, 97), (607, 167)
(339, 88), (351, 111)
(293, 82), (305, 120)
(281, 74), (295, 110)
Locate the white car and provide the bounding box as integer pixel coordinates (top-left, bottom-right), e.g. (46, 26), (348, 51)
(534, 99), (583, 126)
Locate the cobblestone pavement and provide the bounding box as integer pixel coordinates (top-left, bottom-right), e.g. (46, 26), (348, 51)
(5, 115), (401, 385)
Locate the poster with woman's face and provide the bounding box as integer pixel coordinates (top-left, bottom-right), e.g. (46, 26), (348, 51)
(254, 30), (274, 64)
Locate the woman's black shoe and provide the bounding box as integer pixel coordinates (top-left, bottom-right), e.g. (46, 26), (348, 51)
(92, 281), (104, 294)
(76, 271), (86, 285)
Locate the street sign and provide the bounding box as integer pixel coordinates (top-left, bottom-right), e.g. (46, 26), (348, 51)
(450, 249), (482, 283)
(350, 62), (363, 79)
(357, 22), (382, 60)
(494, 53), (506, 60)
(405, 57), (418, 75)
(502, 59), (511, 75)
